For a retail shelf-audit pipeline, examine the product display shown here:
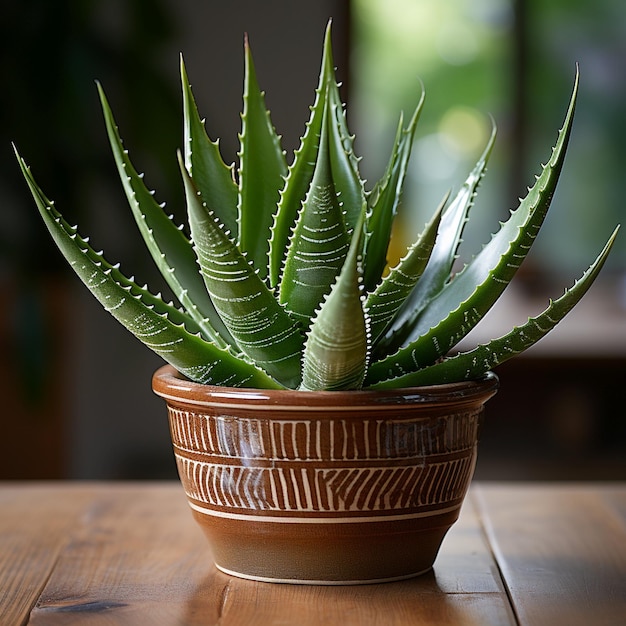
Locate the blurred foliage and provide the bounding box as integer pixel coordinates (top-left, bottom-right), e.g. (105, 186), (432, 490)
(522, 0), (625, 273)
(352, 0), (624, 274)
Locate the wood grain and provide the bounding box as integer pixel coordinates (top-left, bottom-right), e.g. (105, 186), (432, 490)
(474, 483), (626, 626)
(0, 482), (513, 625)
(28, 483), (208, 626)
(0, 484), (96, 626)
(2, 482), (624, 625)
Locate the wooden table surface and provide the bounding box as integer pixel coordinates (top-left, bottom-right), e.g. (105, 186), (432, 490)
(1, 482), (624, 625)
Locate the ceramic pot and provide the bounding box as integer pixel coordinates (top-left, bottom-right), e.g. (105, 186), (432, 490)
(152, 365), (498, 585)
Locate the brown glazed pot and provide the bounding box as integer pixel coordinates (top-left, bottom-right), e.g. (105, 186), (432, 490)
(152, 365), (498, 585)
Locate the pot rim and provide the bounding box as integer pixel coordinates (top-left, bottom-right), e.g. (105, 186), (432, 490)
(152, 365), (499, 412)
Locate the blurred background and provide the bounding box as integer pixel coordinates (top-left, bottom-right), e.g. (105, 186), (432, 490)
(1, 0), (624, 480)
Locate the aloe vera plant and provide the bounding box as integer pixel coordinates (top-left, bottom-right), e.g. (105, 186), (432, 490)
(16, 23), (619, 391)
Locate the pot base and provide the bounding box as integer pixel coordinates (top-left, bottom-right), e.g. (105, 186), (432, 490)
(190, 504), (460, 585)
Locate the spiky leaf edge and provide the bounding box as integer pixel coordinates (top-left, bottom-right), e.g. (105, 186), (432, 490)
(365, 191), (447, 344)
(238, 33), (288, 282)
(278, 89), (351, 326)
(327, 75), (366, 235)
(374, 120), (497, 356)
(180, 152), (304, 389)
(97, 82), (233, 348)
(369, 225), (620, 388)
(300, 215), (368, 390)
(367, 71), (579, 384)
(180, 55), (239, 238)
(362, 87), (426, 291)
(16, 148), (282, 388)
(269, 20), (337, 287)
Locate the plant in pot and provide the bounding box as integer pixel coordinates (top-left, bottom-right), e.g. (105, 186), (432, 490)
(16, 23), (618, 584)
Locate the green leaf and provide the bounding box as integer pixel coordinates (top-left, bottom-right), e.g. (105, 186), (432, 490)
(97, 83), (232, 348)
(301, 220), (368, 390)
(180, 154), (304, 389)
(365, 192), (446, 344)
(278, 97), (351, 326)
(374, 120), (496, 356)
(362, 89), (425, 291)
(180, 56), (239, 238)
(269, 20), (336, 287)
(367, 73), (579, 385)
(17, 149), (281, 389)
(369, 226), (620, 388)
(238, 35), (288, 281)
(327, 75), (365, 234)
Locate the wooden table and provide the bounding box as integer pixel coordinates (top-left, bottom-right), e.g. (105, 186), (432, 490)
(1, 482), (624, 625)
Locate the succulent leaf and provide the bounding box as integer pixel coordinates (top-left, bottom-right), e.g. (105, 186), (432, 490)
(366, 73), (579, 385)
(238, 35), (288, 282)
(268, 22), (336, 287)
(363, 90), (425, 291)
(17, 150), (281, 388)
(97, 83), (232, 348)
(19, 25), (619, 393)
(180, 56), (239, 238)
(365, 192), (446, 344)
(369, 225), (620, 388)
(278, 98), (351, 326)
(301, 220), (368, 391)
(327, 78), (365, 234)
(374, 121), (496, 357)
(180, 154), (304, 389)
